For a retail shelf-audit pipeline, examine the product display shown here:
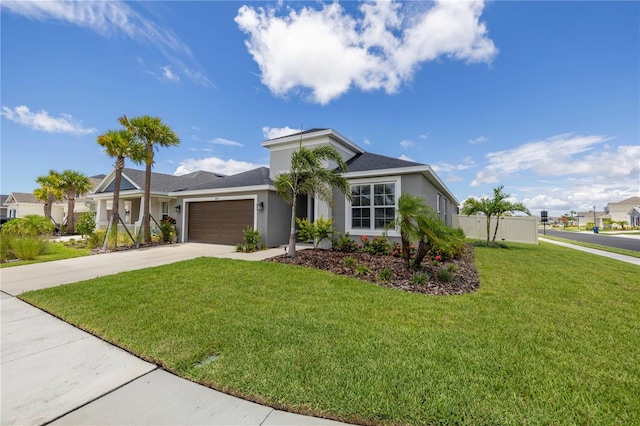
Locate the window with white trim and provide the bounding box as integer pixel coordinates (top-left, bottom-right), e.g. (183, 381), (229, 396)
(437, 193), (441, 215)
(350, 182), (396, 231)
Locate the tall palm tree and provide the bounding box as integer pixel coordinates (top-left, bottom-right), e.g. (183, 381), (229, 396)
(461, 185), (530, 246)
(274, 144), (351, 258)
(97, 129), (146, 238)
(59, 169), (93, 234)
(34, 170), (63, 224)
(118, 115), (181, 243)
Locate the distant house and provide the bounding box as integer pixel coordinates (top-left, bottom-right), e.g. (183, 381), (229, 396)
(630, 207), (640, 228)
(0, 194), (8, 221)
(602, 196), (640, 227)
(2, 175), (105, 226)
(91, 128), (459, 247)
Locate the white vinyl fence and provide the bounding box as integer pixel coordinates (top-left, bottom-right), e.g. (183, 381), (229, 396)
(453, 214), (539, 245)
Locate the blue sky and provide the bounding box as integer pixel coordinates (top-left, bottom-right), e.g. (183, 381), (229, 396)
(2, 0), (638, 216)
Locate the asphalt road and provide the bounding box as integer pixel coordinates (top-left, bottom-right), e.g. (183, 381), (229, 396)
(539, 229), (640, 252)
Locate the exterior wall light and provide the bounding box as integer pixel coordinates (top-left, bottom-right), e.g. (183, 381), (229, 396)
(175, 205), (181, 214)
(256, 202), (264, 212)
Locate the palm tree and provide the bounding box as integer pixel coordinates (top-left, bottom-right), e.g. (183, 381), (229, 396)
(274, 144), (351, 258)
(118, 115), (181, 243)
(34, 170), (63, 224)
(97, 128), (146, 243)
(58, 169), (93, 234)
(390, 193), (428, 268)
(461, 185), (530, 246)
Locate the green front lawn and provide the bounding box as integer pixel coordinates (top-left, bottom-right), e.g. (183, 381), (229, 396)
(20, 242), (639, 425)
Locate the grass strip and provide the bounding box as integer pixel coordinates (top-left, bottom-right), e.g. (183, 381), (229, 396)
(20, 244), (640, 425)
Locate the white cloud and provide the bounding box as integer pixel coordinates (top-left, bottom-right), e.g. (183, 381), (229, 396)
(470, 133), (628, 186)
(469, 136), (488, 144)
(1, 105), (96, 135)
(2, 0), (211, 87)
(235, 0), (497, 104)
(262, 126), (301, 139)
(210, 138), (243, 147)
(362, 137), (372, 145)
(398, 154), (414, 162)
(161, 66), (180, 83)
(174, 157), (266, 176)
(419, 134), (429, 140)
(399, 139), (414, 149)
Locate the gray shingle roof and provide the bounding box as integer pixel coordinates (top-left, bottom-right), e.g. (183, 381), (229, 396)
(98, 168), (223, 193)
(345, 152), (424, 172)
(6, 192), (41, 203)
(178, 167), (272, 192)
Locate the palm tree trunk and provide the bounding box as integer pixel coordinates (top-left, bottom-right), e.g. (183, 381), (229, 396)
(486, 215), (492, 246)
(288, 197), (297, 257)
(143, 157), (152, 244)
(111, 159), (124, 247)
(491, 216), (501, 244)
(67, 196), (75, 234)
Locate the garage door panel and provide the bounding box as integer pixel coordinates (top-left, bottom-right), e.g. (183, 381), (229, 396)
(188, 200), (254, 244)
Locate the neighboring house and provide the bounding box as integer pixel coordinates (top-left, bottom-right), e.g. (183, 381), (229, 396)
(91, 168), (224, 232)
(2, 175), (105, 226)
(91, 128), (459, 247)
(3, 192), (65, 223)
(602, 196), (640, 227)
(0, 194), (8, 221)
(630, 207), (640, 228)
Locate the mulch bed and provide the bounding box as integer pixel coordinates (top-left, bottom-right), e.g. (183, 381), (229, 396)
(266, 243), (480, 295)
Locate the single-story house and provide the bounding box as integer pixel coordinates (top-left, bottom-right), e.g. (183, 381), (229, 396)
(601, 196), (640, 227)
(1, 194), (10, 222)
(3, 175), (105, 226)
(3, 192), (65, 223)
(92, 128), (459, 247)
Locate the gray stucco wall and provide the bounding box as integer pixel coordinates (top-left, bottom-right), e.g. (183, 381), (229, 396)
(265, 191), (291, 247)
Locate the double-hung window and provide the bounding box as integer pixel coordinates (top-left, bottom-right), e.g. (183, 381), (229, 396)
(350, 181), (397, 232)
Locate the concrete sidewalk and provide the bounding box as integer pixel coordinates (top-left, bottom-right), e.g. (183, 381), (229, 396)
(538, 237), (640, 266)
(1, 243), (346, 426)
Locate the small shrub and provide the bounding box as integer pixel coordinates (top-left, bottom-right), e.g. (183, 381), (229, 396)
(1, 235), (15, 261)
(362, 234), (392, 255)
(447, 264), (459, 273)
(437, 268), (453, 283)
(332, 233), (357, 252)
(297, 217), (335, 249)
(355, 264), (372, 276)
(160, 220), (176, 243)
(344, 256), (356, 267)
(412, 272), (427, 286)
(87, 230), (106, 249)
(1, 215), (53, 236)
(76, 212), (96, 238)
(378, 267), (393, 282)
(237, 227), (262, 253)
(11, 236), (49, 260)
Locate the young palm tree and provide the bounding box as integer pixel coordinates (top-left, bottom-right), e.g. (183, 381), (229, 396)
(97, 129), (146, 241)
(33, 170), (63, 224)
(390, 193), (428, 268)
(461, 185), (530, 246)
(274, 144), (351, 258)
(59, 169), (93, 234)
(118, 115), (181, 243)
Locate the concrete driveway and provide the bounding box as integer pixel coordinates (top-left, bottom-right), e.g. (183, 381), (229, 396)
(1, 243), (344, 426)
